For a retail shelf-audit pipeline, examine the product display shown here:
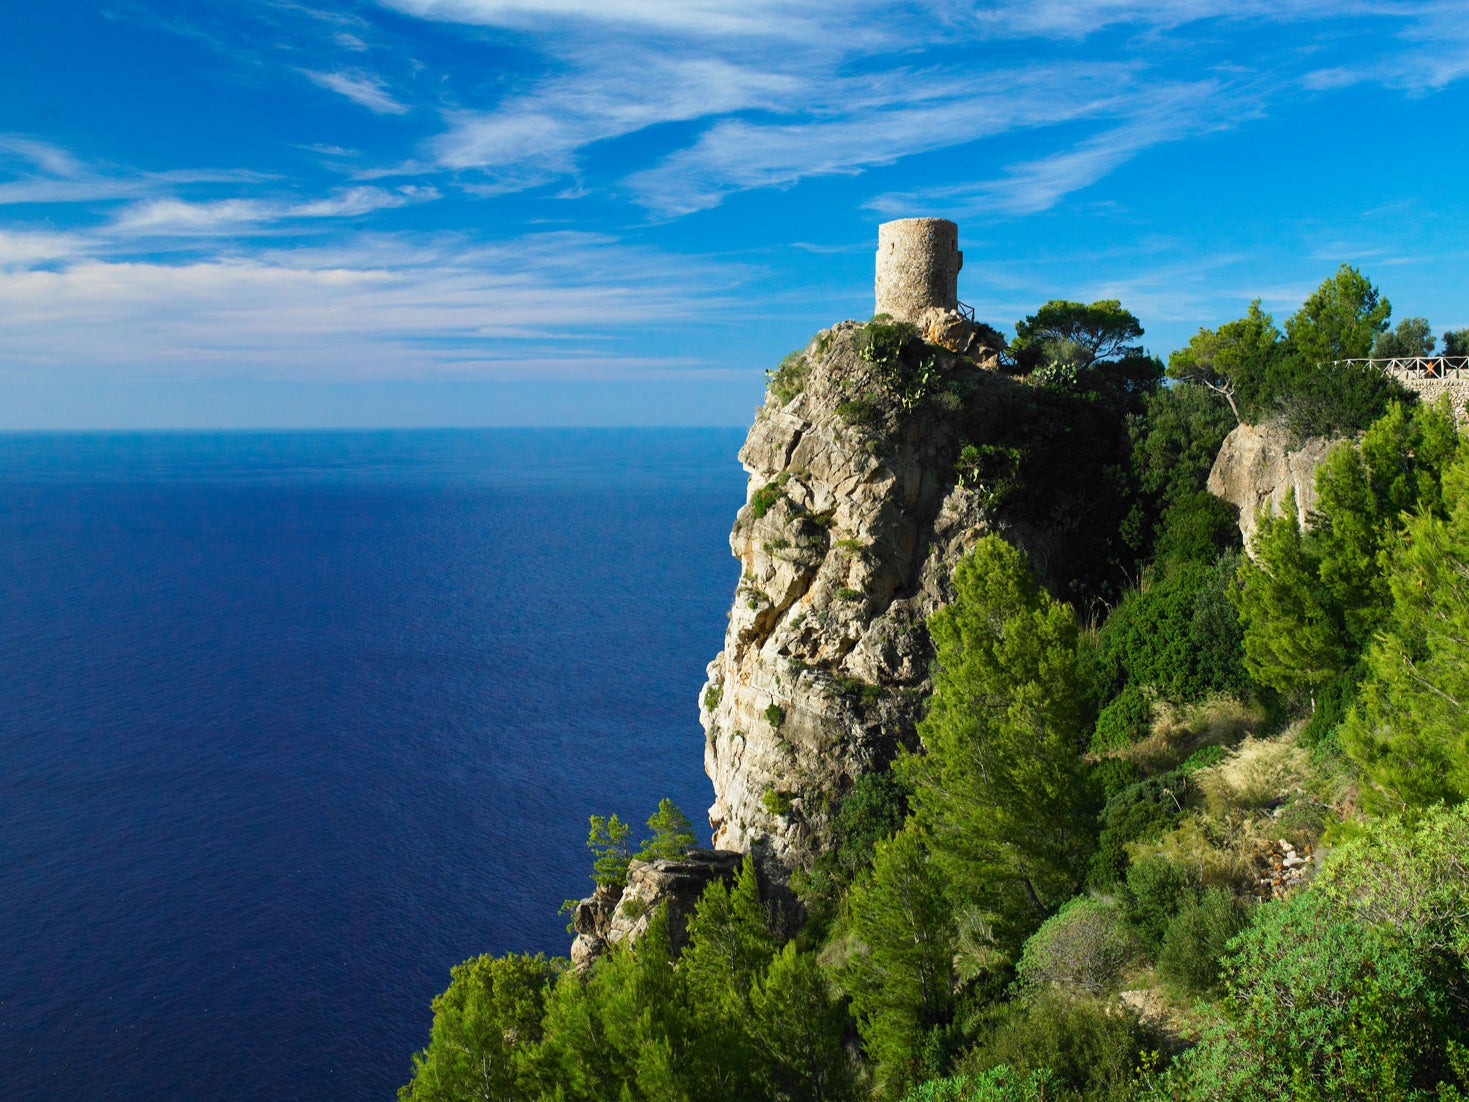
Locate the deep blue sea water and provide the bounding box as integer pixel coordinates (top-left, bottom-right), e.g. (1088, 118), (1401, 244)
(0, 429), (746, 1101)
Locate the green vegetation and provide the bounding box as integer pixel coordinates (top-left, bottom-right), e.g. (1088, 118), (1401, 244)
(1167, 267), (1412, 439)
(404, 269), (1469, 1102)
(768, 348), (812, 405)
(751, 472), (792, 518)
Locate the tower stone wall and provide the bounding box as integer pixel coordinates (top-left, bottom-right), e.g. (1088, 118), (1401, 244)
(874, 218), (962, 322)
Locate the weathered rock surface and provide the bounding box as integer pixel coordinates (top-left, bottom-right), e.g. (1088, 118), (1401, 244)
(700, 322), (1037, 888)
(915, 306), (1005, 362)
(1207, 422), (1338, 551)
(568, 849), (743, 968)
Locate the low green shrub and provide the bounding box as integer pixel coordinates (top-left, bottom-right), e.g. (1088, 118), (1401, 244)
(1088, 772), (1190, 890)
(1121, 854), (1196, 954)
(1090, 684), (1152, 754)
(750, 473), (791, 519)
(763, 703), (786, 728)
(767, 349), (811, 405)
(762, 788), (792, 817)
(960, 991), (1155, 1102)
(1156, 886), (1249, 996)
(901, 1067), (1061, 1102)
(1015, 898), (1136, 995)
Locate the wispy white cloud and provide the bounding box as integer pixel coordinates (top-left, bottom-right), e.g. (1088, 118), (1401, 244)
(627, 65), (1135, 215)
(429, 53), (801, 182)
(369, 0), (1469, 220)
(0, 135), (86, 177)
(301, 68), (412, 114)
(0, 229), (93, 268)
(375, 0), (881, 41)
(0, 231), (748, 381)
(868, 79), (1250, 217)
(110, 186), (440, 235)
(962, 0), (1387, 38)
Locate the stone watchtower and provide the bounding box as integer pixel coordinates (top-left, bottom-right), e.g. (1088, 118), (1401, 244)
(874, 217), (963, 322)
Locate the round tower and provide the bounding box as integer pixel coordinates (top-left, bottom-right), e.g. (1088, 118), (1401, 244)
(874, 217), (962, 322)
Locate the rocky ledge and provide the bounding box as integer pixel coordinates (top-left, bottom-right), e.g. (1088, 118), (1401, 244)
(569, 849), (744, 970)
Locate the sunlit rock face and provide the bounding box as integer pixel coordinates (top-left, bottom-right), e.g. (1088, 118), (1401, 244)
(1208, 422), (1337, 552)
(699, 320), (1020, 890)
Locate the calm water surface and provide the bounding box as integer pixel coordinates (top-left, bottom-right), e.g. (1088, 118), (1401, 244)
(0, 429), (745, 1100)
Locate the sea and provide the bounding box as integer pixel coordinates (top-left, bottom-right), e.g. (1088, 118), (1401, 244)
(0, 428), (747, 1101)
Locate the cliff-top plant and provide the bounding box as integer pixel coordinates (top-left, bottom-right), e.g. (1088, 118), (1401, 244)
(586, 812), (634, 888)
(1010, 298), (1143, 373)
(767, 348), (811, 406)
(636, 798), (696, 862)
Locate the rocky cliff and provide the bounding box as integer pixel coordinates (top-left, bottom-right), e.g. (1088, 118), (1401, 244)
(1207, 421), (1338, 550)
(697, 314), (1031, 885)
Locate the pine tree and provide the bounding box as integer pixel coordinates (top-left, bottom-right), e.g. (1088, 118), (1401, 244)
(1344, 449), (1469, 810)
(901, 535), (1095, 945)
(677, 856), (776, 1100)
(749, 942), (855, 1102)
(399, 952), (556, 1102)
(842, 825), (955, 1099)
(637, 799), (697, 862)
(1234, 488), (1346, 702)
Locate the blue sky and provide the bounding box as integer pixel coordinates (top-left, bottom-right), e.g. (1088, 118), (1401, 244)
(2, 1), (1467, 428)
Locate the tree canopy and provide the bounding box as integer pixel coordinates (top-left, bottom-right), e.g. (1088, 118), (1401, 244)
(1010, 299), (1143, 372)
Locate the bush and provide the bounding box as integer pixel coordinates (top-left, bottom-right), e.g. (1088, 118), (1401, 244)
(751, 474), (790, 518)
(1165, 890), (1467, 1100)
(1015, 897), (1137, 995)
(1088, 772), (1189, 890)
(961, 991), (1155, 1102)
(1152, 490), (1239, 566)
(1092, 559), (1247, 703)
(1121, 855), (1196, 954)
(764, 703), (786, 728)
(1156, 887), (1249, 996)
(767, 349), (811, 405)
(1090, 684), (1153, 754)
(902, 1067), (1061, 1102)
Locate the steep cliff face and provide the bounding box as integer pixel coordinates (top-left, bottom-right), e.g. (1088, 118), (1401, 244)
(1207, 422), (1337, 550)
(698, 317), (1013, 879)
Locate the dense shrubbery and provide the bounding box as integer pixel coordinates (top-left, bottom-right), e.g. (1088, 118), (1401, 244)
(404, 273), (1469, 1102)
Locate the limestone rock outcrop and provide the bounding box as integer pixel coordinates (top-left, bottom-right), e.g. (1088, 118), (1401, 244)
(915, 306), (1005, 362)
(700, 322), (1034, 887)
(569, 849), (743, 970)
(1207, 422), (1338, 551)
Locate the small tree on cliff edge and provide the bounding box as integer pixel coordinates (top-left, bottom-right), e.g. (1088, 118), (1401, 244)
(638, 798), (697, 861)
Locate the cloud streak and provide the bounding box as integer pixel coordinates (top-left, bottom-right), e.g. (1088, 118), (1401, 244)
(0, 231), (748, 382)
(302, 68), (412, 114)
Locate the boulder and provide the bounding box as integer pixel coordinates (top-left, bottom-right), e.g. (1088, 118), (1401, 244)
(1207, 421), (1338, 552)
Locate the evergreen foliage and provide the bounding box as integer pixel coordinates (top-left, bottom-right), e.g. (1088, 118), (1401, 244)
(1092, 558), (1247, 704)
(637, 798), (697, 861)
(842, 825), (957, 1099)
(1344, 446), (1469, 809)
(902, 536), (1096, 946)
(399, 953), (557, 1102)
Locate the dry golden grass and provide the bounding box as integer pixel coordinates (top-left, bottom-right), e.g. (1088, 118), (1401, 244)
(1193, 730), (1313, 816)
(1118, 695), (1265, 774)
